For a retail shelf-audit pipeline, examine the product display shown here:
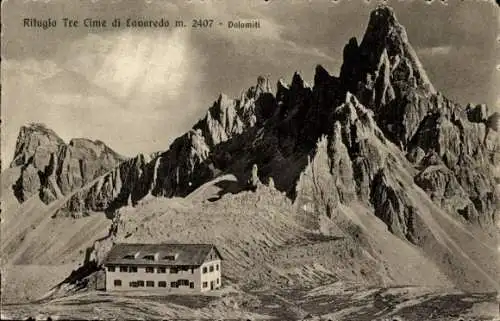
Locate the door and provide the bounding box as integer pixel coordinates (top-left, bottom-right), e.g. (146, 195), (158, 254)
(210, 281), (214, 290)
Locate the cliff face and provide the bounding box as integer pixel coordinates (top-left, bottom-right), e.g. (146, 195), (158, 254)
(8, 7), (498, 230)
(339, 7), (436, 148)
(337, 6), (499, 227)
(10, 123), (126, 210)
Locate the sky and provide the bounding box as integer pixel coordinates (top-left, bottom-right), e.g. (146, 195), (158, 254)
(1, 0), (499, 167)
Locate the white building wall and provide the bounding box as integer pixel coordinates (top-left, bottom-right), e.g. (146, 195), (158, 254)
(105, 265), (202, 292)
(200, 259), (222, 292)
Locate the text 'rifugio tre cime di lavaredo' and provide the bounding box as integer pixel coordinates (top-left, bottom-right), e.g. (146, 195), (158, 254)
(23, 17), (262, 29)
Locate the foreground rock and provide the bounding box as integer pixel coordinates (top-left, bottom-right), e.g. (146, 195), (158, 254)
(2, 284), (498, 321)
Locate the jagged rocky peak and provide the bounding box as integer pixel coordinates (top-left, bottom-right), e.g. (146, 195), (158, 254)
(362, 6), (407, 46)
(335, 5), (450, 151)
(200, 92), (243, 147)
(11, 123), (125, 204)
(208, 93), (238, 126)
(291, 71), (312, 89)
(257, 75), (273, 93)
(334, 92), (382, 136)
(366, 5), (435, 94)
(200, 78), (273, 147)
(314, 64), (334, 85)
(11, 122), (65, 167)
(276, 72), (313, 102)
(276, 72), (310, 93)
(244, 75), (273, 100)
(275, 78), (289, 108)
(277, 78), (289, 90)
(334, 92), (362, 125)
(341, 5), (435, 108)
(68, 138), (123, 161)
(216, 75), (275, 127)
(217, 93), (235, 109)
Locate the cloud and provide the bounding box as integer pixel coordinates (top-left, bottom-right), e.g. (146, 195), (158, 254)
(282, 39), (337, 63)
(190, 1), (336, 64)
(417, 45), (453, 56)
(1, 28), (205, 167)
(61, 29), (200, 109)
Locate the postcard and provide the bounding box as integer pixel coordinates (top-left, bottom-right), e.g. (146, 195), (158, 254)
(1, 0), (499, 320)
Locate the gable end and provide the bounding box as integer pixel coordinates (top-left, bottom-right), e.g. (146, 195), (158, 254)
(202, 245), (223, 263)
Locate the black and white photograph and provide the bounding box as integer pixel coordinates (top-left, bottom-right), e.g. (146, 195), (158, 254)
(1, 0), (499, 319)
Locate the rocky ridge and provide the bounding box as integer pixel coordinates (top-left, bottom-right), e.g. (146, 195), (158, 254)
(9, 6), (499, 232)
(10, 123), (125, 211)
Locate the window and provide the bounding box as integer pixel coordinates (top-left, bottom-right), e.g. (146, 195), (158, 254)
(158, 281), (167, 288)
(202, 267), (207, 274)
(119, 266), (128, 272)
(217, 278), (219, 284)
(202, 282), (208, 288)
(178, 279), (189, 286)
(209, 265), (214, 272)
(191, 268), (194, 274)
(145, 267), (154, 273)
(123, 255), (135, 259)
(129, 266), (137, 273)
(157, 267), (166, 273)
(137, 280), (144, 287)
(170, 281), (178, 288)
(144, 255), (155, 260)
(114, 279), (122, 286)
(129, 281), (137, 287)
(170, 267), (178, 274)
(146, 281), (154, 287)
(164, 254), (176, 260)
(216, 264), (219, 271)
(107, 266), (115, 272)
(189, 282), (194, 288)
